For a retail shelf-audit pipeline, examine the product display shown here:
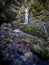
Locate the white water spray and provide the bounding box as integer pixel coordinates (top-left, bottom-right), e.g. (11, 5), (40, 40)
(24, 8), (29, 24)
(13, 29), (20, 33)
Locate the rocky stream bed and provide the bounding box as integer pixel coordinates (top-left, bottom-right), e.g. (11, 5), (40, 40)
(0, 24), (49, 65)
(0, 0), (49, 65)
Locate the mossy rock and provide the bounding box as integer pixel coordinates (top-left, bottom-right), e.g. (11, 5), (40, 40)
(31, 2), (41, 7)
(31, 2), (44, 12)
(30, 44), (49, 59)
(22, 27), (45, 38)
(18, 6), (25, 17)
(41, 48), (49, 58)
(32, 8), (37, 14)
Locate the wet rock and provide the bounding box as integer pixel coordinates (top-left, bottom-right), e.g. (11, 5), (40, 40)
(33, 22), (48, 38)
(5, 11), (17, 19)
(24, 52), (32, 57)
(16, 44), (29, 54)
(19, 55), (28, 61)
(7, 23), (12, 29)
(0, 23), (49, 65)
(1, 23), (8, 29)
(0, 42), (17, 60)
(30, 44), (49, 59)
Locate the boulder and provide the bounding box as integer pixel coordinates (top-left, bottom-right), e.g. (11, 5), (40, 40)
(30, 44), (49, 59)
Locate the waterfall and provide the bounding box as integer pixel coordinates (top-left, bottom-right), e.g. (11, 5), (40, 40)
(24, 8), (29, 24)
(13, 8), (29, 33)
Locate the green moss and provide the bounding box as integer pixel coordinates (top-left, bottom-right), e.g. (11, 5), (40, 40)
(30, 44), (49, 58)
(41, 48), (49, 57)
(32, 9), (37, 14)
(18, 6), (25, 17)
(31, 2), (41, 7)
(35, 5), (43, 12)
(31, 2), (44, 12)
(22, 27), (45, 38)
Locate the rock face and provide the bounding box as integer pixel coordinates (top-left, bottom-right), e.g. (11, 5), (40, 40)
(32, 22), (48, 38)
(0, 0), (23, 25)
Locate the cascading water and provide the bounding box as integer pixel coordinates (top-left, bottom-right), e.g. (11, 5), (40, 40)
(13, 29), (20, 33)
(13, 8), (29, 33)
(24, 8), (29, 24)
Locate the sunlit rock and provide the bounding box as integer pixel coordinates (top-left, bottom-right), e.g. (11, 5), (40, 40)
(24, 52), (32, 57)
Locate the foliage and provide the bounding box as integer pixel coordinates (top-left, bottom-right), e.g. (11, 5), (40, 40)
(31, 2), (44, 12)
(39, 0), (49, 11)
